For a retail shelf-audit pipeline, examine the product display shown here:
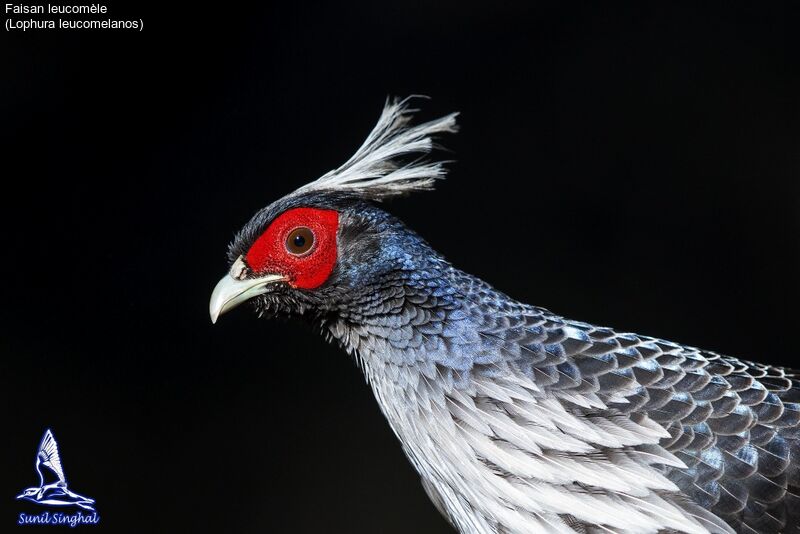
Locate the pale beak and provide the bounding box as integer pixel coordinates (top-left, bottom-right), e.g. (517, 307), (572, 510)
(209, 256), (286, 323)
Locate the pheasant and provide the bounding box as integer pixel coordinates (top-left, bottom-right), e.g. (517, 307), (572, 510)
(209, 99), (800, 533)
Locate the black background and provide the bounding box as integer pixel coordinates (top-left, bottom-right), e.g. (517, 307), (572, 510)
(2, 2), (799, 532)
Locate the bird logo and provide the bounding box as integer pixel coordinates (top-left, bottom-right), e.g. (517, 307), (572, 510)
(17, 429), (96, 511)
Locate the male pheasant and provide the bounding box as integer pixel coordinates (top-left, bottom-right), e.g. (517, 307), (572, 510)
(210, 99), (800, 534)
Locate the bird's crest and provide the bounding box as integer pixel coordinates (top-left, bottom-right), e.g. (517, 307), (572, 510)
(293, 97), (459, 201)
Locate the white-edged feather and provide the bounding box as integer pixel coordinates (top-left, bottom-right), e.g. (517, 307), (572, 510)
(38, 429), (66, 483)
(294, 96), (458, 200)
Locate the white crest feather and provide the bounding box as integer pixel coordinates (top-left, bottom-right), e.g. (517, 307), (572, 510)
(295, 97), (459, 200)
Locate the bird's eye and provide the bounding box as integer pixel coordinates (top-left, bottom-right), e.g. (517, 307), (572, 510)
(285, 227), (315, 255)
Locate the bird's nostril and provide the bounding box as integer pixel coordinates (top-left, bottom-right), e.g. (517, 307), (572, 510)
(230, 256), (249, 280)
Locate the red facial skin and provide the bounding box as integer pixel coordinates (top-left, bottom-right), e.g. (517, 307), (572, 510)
(244, 207), (339, 290)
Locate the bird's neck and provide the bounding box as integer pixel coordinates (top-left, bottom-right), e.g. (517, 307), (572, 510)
(321, 267), (553, 532)
(321, 263), (505, 436)
(324, 262), (494, 383)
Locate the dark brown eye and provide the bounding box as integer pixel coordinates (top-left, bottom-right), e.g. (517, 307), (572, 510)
(285, 227), (315, 255)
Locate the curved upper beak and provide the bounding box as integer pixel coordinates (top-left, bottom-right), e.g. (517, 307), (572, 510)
(209, 257), (286, 323)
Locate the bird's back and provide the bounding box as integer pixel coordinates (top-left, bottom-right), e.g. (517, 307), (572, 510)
(463, 271), (800, 533)
(337, 264), (800, 533)
(556, 318), (800, 533)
